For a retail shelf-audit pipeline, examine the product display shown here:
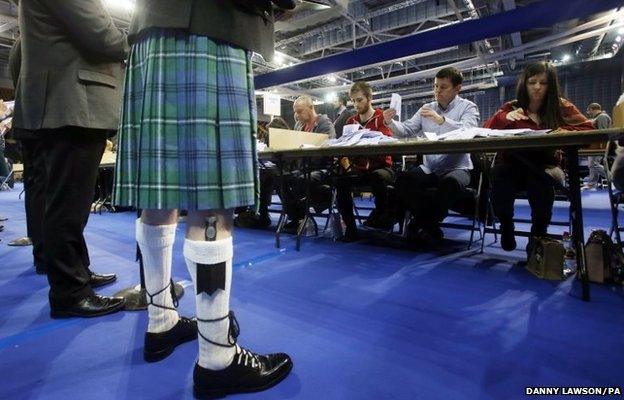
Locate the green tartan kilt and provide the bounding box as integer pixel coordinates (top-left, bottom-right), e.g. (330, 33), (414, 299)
(113, 29), (259, 210)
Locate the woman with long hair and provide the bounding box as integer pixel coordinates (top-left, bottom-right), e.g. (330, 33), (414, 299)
(484, 61), (594, 254)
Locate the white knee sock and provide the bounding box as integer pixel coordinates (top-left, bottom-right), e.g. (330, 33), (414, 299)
(136, 220), (180, 333)
(184, 237), (235, 370)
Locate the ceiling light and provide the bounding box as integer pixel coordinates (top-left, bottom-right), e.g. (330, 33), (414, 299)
(562, 54), (571, 62)
(617, 36), (622, 43)
(104, 0), (134, 12)
(325, 92), (337, 102)
(328, 75), (337, 83)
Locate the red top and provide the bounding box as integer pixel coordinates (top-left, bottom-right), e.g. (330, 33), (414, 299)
(484, 99), (594, 131)
(484, 99), (594, 166)
(346, 108), (393, 171)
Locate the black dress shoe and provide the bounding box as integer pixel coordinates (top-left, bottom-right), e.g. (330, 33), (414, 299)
(50, 294), (125, 318)
(193, 347), (293, 399)
(88, 270), (117, 288)
(144, 317), (198, 362)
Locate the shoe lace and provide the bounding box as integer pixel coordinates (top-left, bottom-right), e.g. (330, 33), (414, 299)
(235, 346), (261, 370)
(144, 279), (179, 311)
(197, 311), (240, 348)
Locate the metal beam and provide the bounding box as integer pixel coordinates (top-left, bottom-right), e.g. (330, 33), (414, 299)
(255, 0), (624, 89)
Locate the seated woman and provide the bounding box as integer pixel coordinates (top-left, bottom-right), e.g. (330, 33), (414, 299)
(484, 61), (593, 254)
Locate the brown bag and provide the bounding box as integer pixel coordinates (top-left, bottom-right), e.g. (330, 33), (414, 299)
(526, 237), (566, 280)
(584, 229), (624, 283)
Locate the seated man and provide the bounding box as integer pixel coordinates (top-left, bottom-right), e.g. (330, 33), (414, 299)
(336, 81), (394, 241)
(383, 67), (479, 245)
(583, 102), (612, 189)
(282, 95), (335, 232)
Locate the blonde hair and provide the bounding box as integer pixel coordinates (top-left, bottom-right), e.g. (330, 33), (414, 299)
(294, 95), (315, 109)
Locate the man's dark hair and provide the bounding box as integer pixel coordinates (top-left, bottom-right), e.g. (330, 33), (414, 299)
(349, 81), (373, 99)
(435, 67), (463, 86)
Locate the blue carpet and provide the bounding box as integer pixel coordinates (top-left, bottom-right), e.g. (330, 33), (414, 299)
(0, 184), (623, 400)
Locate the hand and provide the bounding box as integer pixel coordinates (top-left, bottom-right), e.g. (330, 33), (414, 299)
(339, 157), (351, 171)
(420, 106), (444, 125)
(505, 107), (529, 121)
(544, 166), (565, 184)
(383, 108), (397, 125)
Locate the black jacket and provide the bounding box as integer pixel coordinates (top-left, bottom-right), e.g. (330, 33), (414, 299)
(129, 0), (295, 60)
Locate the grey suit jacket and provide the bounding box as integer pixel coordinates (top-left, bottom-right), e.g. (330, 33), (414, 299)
(129, 0), (294, 61)
(13, 0), (129, 132)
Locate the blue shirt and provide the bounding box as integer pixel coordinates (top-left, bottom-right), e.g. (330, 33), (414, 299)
(388, 95), (480, 174)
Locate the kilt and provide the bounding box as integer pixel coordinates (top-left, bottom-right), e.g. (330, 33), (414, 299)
(113, 29), (259, 210)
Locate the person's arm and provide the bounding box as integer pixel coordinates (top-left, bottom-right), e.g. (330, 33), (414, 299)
(46, 0), (129, 61)
(484, 108), (514, 129)
(440, 102), (480, 130)
(314, 117), (336, 138)
(558, 102), (595, 131)
(387, 109), (423, 138)
(595, 114), (612, 130)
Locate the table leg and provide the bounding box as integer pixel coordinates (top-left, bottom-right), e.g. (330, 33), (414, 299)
(566, 146), (590, 301)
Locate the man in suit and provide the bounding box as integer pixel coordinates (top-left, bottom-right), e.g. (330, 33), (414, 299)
(13, 0), (128, 317)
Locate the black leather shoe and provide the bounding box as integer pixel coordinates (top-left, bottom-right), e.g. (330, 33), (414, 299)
(144, 317), (198, 362)
(193, 347), (293, 398)
(50, 294), (125, 318)
(88, 270), (117, 288)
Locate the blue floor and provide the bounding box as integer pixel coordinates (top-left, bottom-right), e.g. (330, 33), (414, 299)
(1, 184), (623, 400)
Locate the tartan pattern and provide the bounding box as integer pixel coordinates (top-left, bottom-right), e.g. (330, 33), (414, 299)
(113, 29), (259, 210)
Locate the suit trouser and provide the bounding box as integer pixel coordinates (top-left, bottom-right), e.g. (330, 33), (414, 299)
(21, 139), (47, 268)
(490, 161), (554, 236)
(36, 127), (107, 306)
(336, 167), (394, 229)
(395, 167), (470, 230)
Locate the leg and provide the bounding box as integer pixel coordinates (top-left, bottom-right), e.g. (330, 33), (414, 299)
(41, 128), (124, 317)
(490, 162), (520, 251)
(525, 171), (555, 237)
(185, 209), (292, 396)
(335, 172), (365, 241)
(427, 169), (471, 228)
(394, 166), (437, 232)
(367, 167), (395, 229)
(21, 139), (47, 271)
(138, 208), (197, 362)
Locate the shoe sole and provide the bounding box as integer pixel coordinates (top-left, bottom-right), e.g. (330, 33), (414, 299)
(193, 361), (293, 399)
(50, 300), (125, 319)
(144, 333), (198, 363)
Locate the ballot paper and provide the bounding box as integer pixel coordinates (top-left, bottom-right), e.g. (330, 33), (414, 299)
(390, 93), (402, 121)
(423, 131), (439, 141)
(342, 123), (360, 136)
